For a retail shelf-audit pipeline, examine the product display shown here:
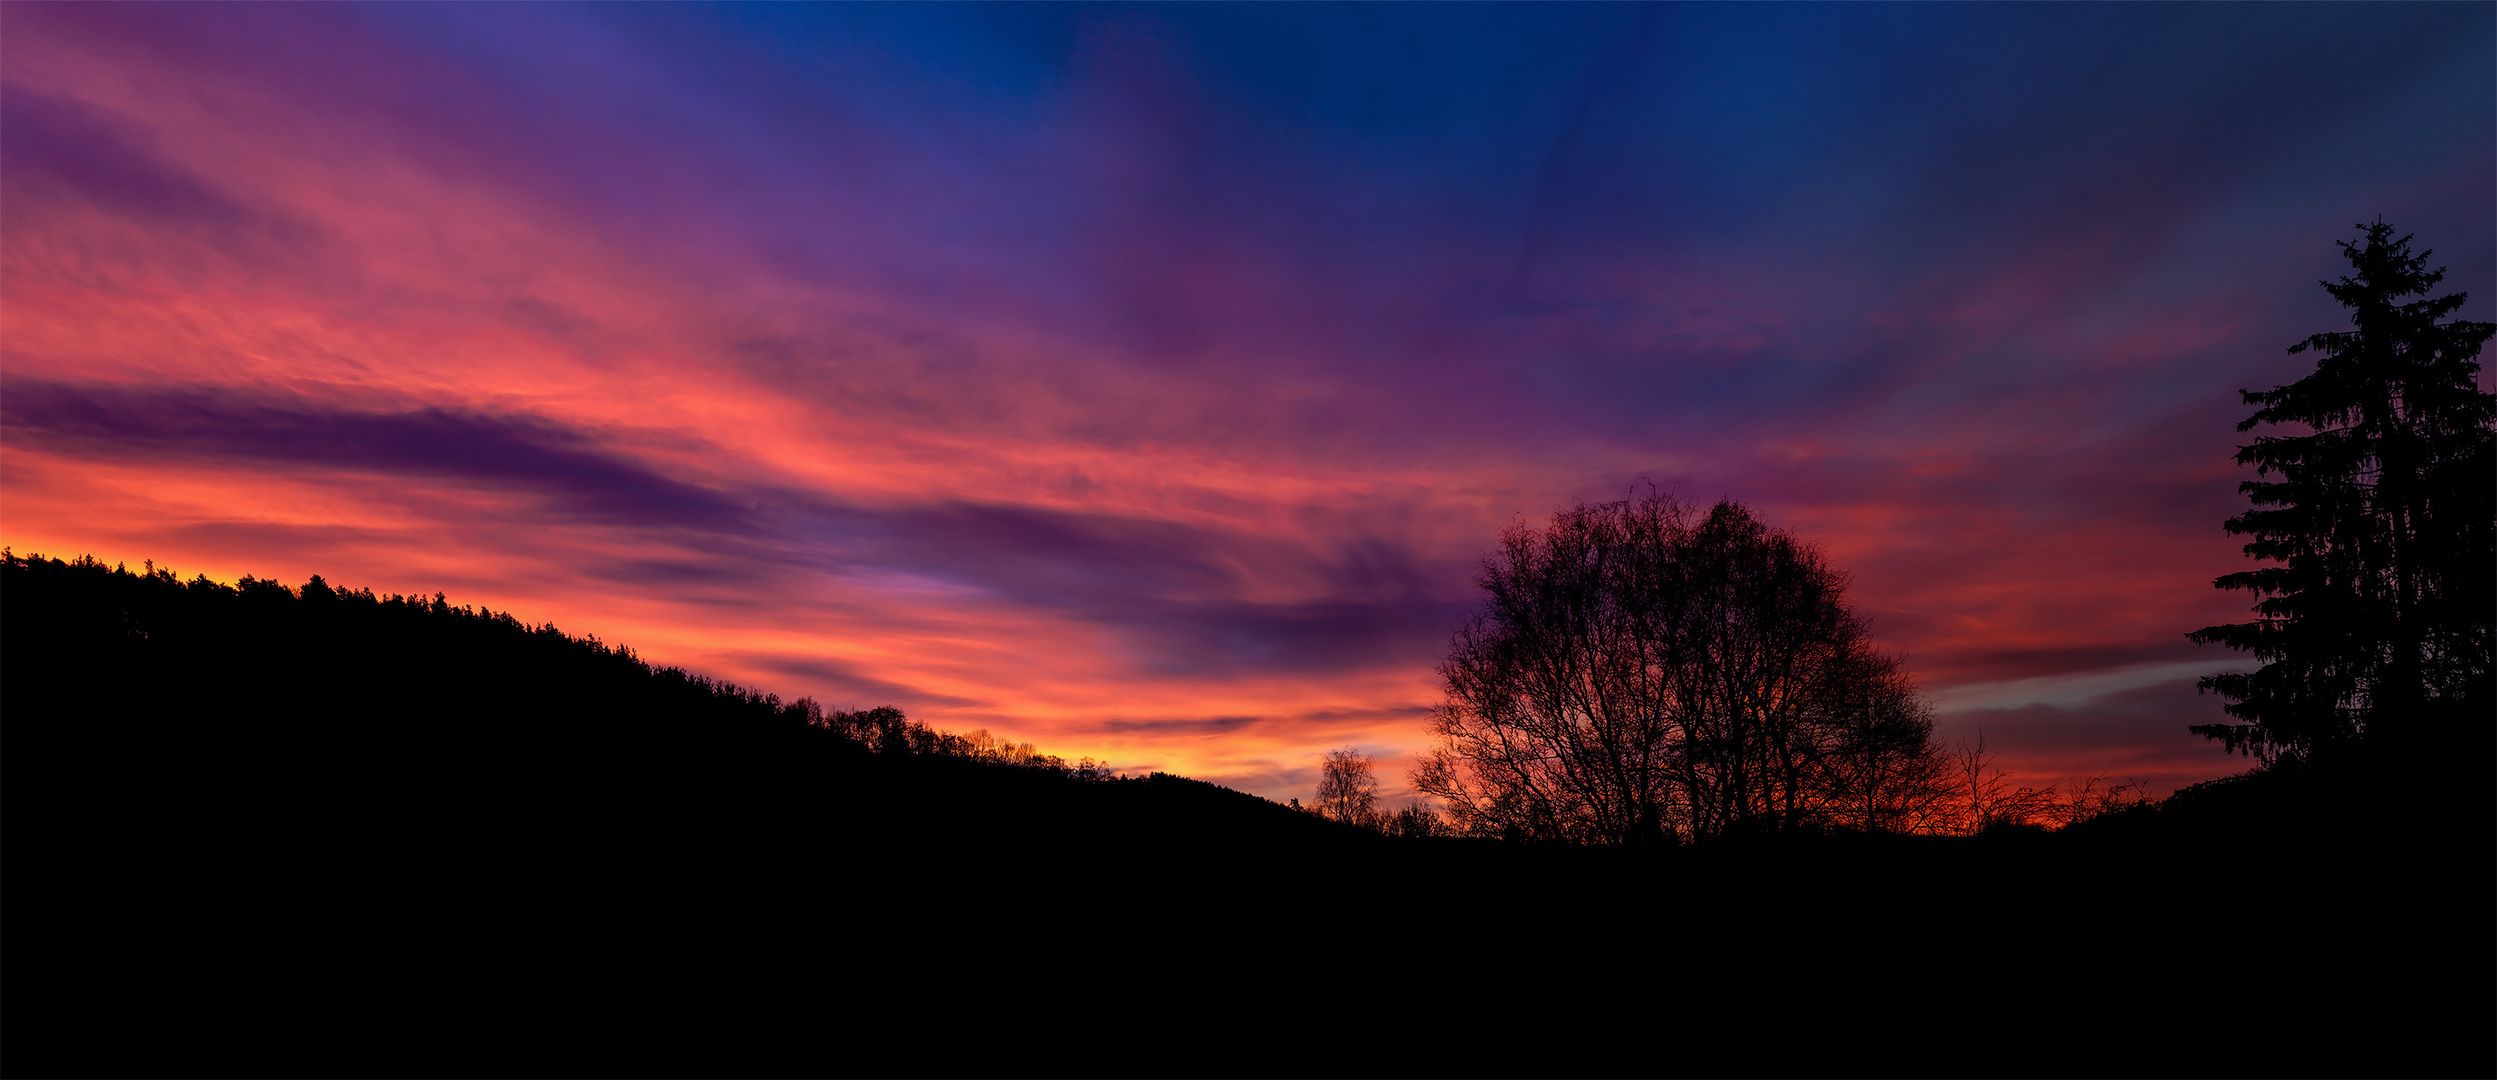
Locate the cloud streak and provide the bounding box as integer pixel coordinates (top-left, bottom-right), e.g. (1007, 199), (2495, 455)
(3, 3), (2488, 800)
(4, 380), (755, 530)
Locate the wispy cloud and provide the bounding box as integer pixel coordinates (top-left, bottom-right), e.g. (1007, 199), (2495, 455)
(3, 3), (2486, 800)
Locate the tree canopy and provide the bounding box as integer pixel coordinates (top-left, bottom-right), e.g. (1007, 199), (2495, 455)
(1413, 493), (1945, 843)
(1312, 747), (1382, 829)
(2191, 222), (2496, 762)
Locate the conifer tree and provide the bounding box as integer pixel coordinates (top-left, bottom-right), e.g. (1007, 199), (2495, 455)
(2191, 222), (2495, 761)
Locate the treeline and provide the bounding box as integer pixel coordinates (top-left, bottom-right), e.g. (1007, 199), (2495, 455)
(817, 705), (1120, 781)
(0, 548), (2162, 856)
(2, 549), (1119, 782)
(3, 548), (1403, 1077)
(1, 547), (1372, 901)
(5, 551), (2485, 1078)
(1310, 736), (2152, 843)
(0, 547), (2345, 852)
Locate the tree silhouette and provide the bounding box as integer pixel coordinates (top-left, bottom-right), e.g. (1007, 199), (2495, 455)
(4, 549), (2485, 1078)
(2191, 222), (2496, 762)
(1313, 747), (1381, 828)
(1952, 732), (2056, 835)
(1413, 493), (1944, 843)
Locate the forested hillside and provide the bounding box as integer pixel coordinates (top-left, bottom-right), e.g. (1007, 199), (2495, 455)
(3, 550), (1345, 844)
(5, 552), (2485, 1078)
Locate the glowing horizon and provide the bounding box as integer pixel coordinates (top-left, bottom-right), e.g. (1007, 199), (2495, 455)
(5, 3), (2490, 805)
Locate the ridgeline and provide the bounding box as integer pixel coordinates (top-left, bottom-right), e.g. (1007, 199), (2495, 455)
(5, 552), (2486, 1077)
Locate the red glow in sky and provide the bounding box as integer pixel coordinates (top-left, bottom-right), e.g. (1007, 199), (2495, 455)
(5, 4), (2490, 803)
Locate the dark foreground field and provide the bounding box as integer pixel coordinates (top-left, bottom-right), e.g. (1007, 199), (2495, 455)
(5, 554), (2488, 1078)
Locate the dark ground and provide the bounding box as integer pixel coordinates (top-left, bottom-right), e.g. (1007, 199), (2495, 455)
(6, 554), (2488, 1077)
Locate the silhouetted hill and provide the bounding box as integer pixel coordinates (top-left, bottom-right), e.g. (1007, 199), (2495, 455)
(1, 550), (1362, 849)
(5, 553), (2487, 1078)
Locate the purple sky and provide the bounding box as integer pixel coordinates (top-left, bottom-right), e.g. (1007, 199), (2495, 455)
(4, 3), (2491, 802)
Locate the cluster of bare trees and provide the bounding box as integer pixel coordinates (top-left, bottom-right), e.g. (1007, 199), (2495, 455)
(1311, 738), (2143, 843)
(809, 704), (1119, 779)
(1948, 733), (2150, 834)
(1404, 493), (2148, 844)
(1306, 748), (1451, 838)
(1406, 495), (1926, 842)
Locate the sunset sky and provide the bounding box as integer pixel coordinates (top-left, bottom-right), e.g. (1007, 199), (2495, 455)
(5, 3), (2490, 805)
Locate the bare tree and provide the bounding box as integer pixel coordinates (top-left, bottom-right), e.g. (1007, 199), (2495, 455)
(1952, 732), (2057, 834)
(2048, 775), (2151, 829)
(1817, 662), (1957, 834)
(1386, 802), (1447, 838)
(1314, 747), (1382, 829)
(1414, 494), (1682, 843)
(1415, 493), (1944, 843)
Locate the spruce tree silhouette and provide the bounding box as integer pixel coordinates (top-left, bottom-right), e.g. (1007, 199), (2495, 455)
(2191, 221), (2496, 763)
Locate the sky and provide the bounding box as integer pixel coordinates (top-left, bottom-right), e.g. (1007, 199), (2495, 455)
(4, 2), (2491, 806)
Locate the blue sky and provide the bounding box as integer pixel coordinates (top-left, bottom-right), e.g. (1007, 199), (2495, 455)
(4, 2), (2489, 798)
